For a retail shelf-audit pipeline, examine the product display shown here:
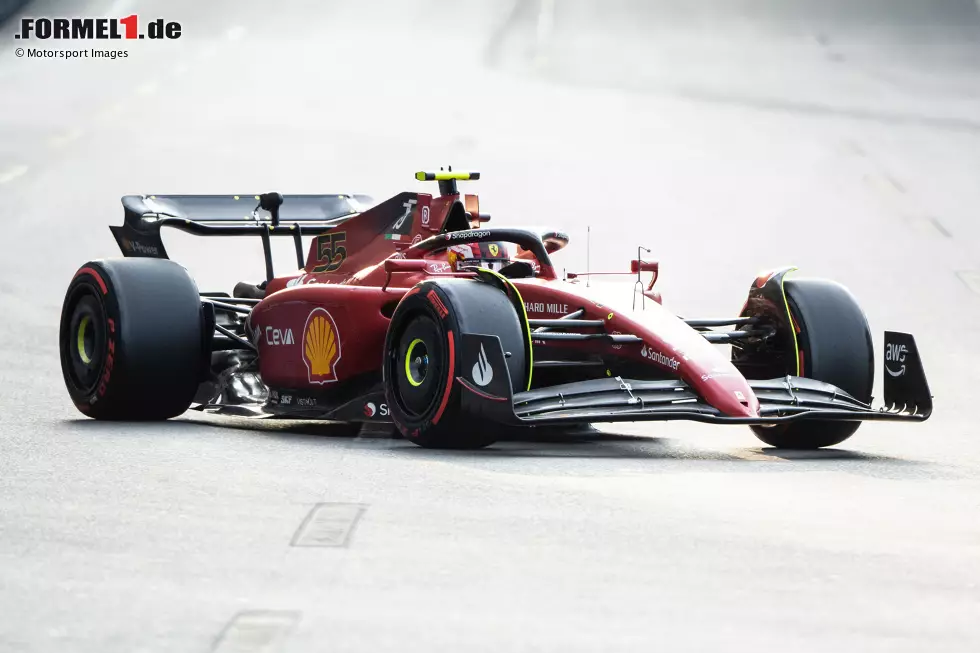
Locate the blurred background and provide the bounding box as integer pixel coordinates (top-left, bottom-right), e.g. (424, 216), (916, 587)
(2, 1), (980, 651)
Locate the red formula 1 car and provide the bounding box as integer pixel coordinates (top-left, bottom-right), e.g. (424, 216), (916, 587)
(59, 170), (933, 449)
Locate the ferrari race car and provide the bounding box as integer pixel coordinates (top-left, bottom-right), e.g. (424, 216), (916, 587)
(59, 170), (933, 449)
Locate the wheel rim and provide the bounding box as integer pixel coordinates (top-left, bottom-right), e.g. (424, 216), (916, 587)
(77, 315), (94, 364)
(63, 289), (107, 395)
(393, 316), (443, 417)
(404, 338), (429, 387)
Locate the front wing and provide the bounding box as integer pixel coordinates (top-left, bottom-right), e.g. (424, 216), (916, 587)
(459, 331), (932, 426)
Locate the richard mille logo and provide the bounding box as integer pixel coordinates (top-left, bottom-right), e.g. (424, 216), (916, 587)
(472, 344), (493, 387)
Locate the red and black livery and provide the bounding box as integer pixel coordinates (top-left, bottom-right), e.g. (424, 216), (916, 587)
(59, 170), (933, 449)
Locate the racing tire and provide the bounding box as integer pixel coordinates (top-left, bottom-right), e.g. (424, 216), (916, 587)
(383, 279), (528, 449)
(751, 278), (874, 449)
(60, 258), (207, 420)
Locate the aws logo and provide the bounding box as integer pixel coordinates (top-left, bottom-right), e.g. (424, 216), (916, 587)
(303, 308), (342, 384)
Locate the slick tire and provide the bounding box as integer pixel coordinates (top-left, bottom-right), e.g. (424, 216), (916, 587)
(383, 279), (528, 449)
(60, 259), (207, 420)
(751, 278), (874, 449)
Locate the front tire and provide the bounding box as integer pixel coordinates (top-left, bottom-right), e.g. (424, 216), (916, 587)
(60, 259), (207, 420)
(750, 278), (874, 449)
(383, 279), (528, 449)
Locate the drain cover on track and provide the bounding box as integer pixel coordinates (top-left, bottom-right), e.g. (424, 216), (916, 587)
(212, 611), (300, 653)
(290, 503), (367, 548)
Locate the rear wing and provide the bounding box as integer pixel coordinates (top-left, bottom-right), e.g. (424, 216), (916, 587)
(109, 193), (374, 280)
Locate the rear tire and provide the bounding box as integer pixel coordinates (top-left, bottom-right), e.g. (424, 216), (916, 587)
(383, 279), (527, 449)
(60, 259), (206, 420)
(750, 278), (874, 449)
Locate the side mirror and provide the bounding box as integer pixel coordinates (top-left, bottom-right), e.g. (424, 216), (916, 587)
(382, 258), (429, 291)
(631, 259), (659, 291)
(630, 259), (659, 274)
(542, 232), (569, 254)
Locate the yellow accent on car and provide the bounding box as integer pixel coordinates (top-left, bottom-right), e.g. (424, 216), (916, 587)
(77, 316), (91, 365)
(415, 171), (481, 182)
(405, 338), (425, 387)
(778, 268), (801, 375)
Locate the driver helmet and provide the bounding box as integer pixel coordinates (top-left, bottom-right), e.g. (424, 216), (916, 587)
(447, 242), (511, 272)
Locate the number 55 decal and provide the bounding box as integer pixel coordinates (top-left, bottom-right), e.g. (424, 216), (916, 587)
(312, 231), (347, 273)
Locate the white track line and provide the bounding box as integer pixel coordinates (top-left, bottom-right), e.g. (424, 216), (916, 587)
(0, 164), (29, 184)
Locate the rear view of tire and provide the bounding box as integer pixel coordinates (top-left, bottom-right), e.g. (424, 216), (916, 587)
(60, 259), (206, 420)
(751, 278), (874, 449)
(383, 279), (528, 449)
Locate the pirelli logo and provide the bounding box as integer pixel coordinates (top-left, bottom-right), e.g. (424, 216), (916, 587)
(427, 290), (449, 319)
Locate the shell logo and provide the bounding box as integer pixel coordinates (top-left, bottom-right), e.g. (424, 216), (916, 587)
(302, 308), (342, 384)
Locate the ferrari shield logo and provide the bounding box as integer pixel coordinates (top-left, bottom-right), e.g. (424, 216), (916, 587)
(488, 243), (499, 257)
(303, 308), (342, 384)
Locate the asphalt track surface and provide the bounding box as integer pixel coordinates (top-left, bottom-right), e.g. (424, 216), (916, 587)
(2, 0), (980, 651)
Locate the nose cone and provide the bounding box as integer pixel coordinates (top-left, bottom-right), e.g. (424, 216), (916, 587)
(704, 377), (760, 417)
(726, 388), (760, 418)
(690, 362), (760, 418)
(554, 284), (762, 419)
